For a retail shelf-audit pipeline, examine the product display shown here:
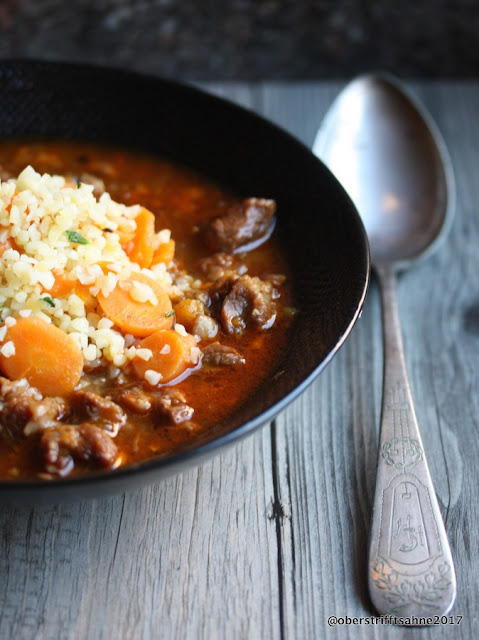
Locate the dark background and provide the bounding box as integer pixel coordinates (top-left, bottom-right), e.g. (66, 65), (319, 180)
(0, 0), (477, 80)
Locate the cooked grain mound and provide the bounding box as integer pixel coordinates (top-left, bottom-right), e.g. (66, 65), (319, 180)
(0, 166), (178, 366)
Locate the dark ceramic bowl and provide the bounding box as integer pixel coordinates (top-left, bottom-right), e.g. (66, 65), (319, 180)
(0, 60), (369, 504)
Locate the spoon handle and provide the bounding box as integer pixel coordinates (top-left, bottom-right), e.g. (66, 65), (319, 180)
(368, 264), (456, 620)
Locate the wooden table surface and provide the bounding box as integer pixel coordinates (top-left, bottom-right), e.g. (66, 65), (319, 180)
(0, 80), (477, 639)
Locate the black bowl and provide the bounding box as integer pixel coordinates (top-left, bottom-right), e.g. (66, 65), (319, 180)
(0, 60), (369, 504)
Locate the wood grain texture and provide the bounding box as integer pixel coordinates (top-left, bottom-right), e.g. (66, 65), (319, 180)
(0, 81), (478, 639)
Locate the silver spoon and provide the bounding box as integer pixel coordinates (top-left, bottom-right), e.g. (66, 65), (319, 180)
(313, 74), (456, 619)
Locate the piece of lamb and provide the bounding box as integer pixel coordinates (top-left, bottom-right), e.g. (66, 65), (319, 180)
(112, 387), (154, 414)
(70, 390), (127, 436)
(202, 197), (276, 253)
(209, 274), (277, 335)
(0, 376), (65, 440)
(41, 423), (119, 476)
(202, 342), (246, 366)
(154, 389), (194, 425)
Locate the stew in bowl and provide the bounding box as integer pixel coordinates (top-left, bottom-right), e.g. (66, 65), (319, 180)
(0, 61), (369, 502)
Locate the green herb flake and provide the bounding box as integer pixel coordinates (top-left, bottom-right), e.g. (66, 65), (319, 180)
(41, 296), (56, 308)
(77, 181), (82, 189)
(164, 310), (175, 318)
(66, 229), (89, 244)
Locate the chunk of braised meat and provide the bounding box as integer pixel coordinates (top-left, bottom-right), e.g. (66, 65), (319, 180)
(40, 423), (119, 477)
(112, 387), (194, 426)
(202, 342), (246, 366)
(203, 197), (276, 253)
(0, 376), (66, 440)
(199, 252), (248, 281)
(70, 390), (126, 436)
(210, 274), (277, 335)
(155, 389), (194, 425)
(208, 274), (238, 304)
(112, 388), (153, 414)
(222, 275), (277, 334)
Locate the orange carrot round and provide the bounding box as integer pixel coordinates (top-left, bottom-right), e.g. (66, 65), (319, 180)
(0, 317), (83, 396)
(47, 269), (75, 298)
(152, 238), (175, 266)
(123, 207), (155, 268)
(97, 271), (174, 337)
(74, 281), (93, 303)
(132, 329), (198, 384)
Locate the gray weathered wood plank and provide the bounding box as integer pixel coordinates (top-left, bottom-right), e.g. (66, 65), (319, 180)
(0, 431), (281, 640)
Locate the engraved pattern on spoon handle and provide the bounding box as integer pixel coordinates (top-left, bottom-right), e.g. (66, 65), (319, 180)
(368, 264), (456, 618)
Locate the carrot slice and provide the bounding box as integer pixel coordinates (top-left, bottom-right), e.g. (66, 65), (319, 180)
(74, 281), (93, 303)
(0, 317), (83, 396)
(42, 271), (94, 308)
(97, 271), (173, 337)
(132, 329), (198, 384)
(123, 207), (155, 268)
(46, 269), (75, 298)
(117, 228), (136, 245)
(152, 239), (175, 266)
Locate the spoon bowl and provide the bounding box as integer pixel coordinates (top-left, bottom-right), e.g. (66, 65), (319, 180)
(314, 74), (457, 620)
(315, 74), (454, 269)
